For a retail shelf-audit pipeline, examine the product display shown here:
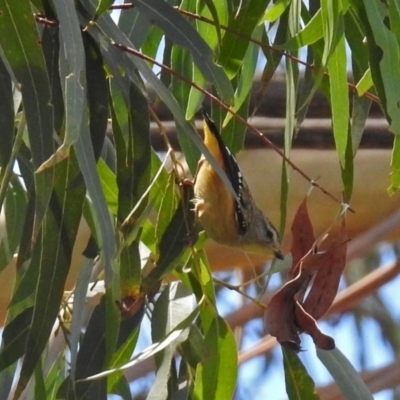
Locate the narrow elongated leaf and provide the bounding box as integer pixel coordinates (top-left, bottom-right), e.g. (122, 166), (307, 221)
(185, 0), (228, 119)
(148, 282), (194, 400)
(362, 0), (400, 135)
(69, 258), (95, 380)
(218, 0), (268, 79)
(155, 172), (178, 244)
(389, 135), (400, 194)
(283, 348), (319, 400)
(171, 44), (200, 173)
(144, 183), (196, 287)
(193, 316), (237, 400)
(278, 9), (323, 50)
(107, 322), (141, 393)
(118, 5), (151, 48)
(75, 121), (116, 285)
(264, 0), (291, 22)
(16, 158), (86, 398)
(58, 300), (108, 400)
(34, 359), (46, 400)
(97, 159), (118, 215)
(223, 25), (262, 130)
(351, 94), (371, 155)
(133, 0), (234, 104)
(0, 0), (55, 234)
(37, 0), (87, 171)
(41, 25), (64, 134)
(0, 177), (27, 273)
(0, 55), (13, 170)
(0, 307), (33, 372)
(81, 305), (200, 382)
(93, 0), (113, 21)
(83, 32), (109, 161)
(317, 347), (374, 400)
(355, 69), (373, 96)
(327, 21), (348, 166)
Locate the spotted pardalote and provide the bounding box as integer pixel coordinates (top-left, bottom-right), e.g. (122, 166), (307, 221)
(193, 109), (283, 259)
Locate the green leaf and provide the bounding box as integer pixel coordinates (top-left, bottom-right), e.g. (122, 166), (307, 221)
(80, 303), (200, 382)
(155, 172), (178, 243)
(97, 158), (118, 215)
(317, 347), (374, 400)
(185, 0), (228, 119)
(148, 282), (195, 400)
(218, 0), (268, 79)
(222, 24), (262, 132)
(58, 300), (108, 399)
(193, 316), (237, 400)
(107, 322), (141, 393)
(0, 0), (55, 236)
(84, 32), (109, 162)
(389, 135), (400, 194)
(264, 0), (291, 22)
(15, 158), (86, 398)
(0, 176), (27, 273)
(110, 376), (132, 400)
(118, 4), (151, 48)
(144, 183), (196, 287)
(355, 68), (373, 96)
(69, 258), (95, 381)
(41, 25), (64, 135)
(278, 9), (323, 50)
(0, 55), (14, 170)
(134, 0), (234, 104)
(45, 353), (68, 400)
(34, 358), (46, 400)
(351, 92), (371, 155)
(106, 290), (145, 392)
(53, 0), (86, 147)
(171, 44), (200, 174)
(92, 0), (113, 21)
(0, 307), (33, 372)
(327, 20), (348, 166)
(141, 24), (164, 63)
(283, 348), (319, 400)
(362, 0), (400, 134)
(75, 121), (116, 285)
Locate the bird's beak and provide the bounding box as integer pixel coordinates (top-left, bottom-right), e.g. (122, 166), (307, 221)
(274, 250), (285, 260)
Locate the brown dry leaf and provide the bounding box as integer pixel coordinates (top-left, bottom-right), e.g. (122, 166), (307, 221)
(290, 196), (315, 278)
(264, 271), (305, 351)
(303, 220), (347, 319)
(265, 216), (348, 351)
(295, 302), (335, 350)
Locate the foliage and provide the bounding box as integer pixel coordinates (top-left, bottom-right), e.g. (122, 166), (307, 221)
(0, 0), (398, 399)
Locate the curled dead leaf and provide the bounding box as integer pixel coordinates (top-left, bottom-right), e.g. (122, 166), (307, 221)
(264, 197), (348, 351)
(295, 302), (335, 350)
(264, 267), (335, 351)
(264, 271), (305, 351)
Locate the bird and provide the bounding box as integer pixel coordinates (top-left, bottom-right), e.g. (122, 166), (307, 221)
(193, 108), (284, 259)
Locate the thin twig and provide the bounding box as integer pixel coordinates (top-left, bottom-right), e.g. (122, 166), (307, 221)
(213, 277), (267, 309)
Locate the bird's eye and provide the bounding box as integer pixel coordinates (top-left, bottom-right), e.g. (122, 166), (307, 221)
(266, 228), (274, 240)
